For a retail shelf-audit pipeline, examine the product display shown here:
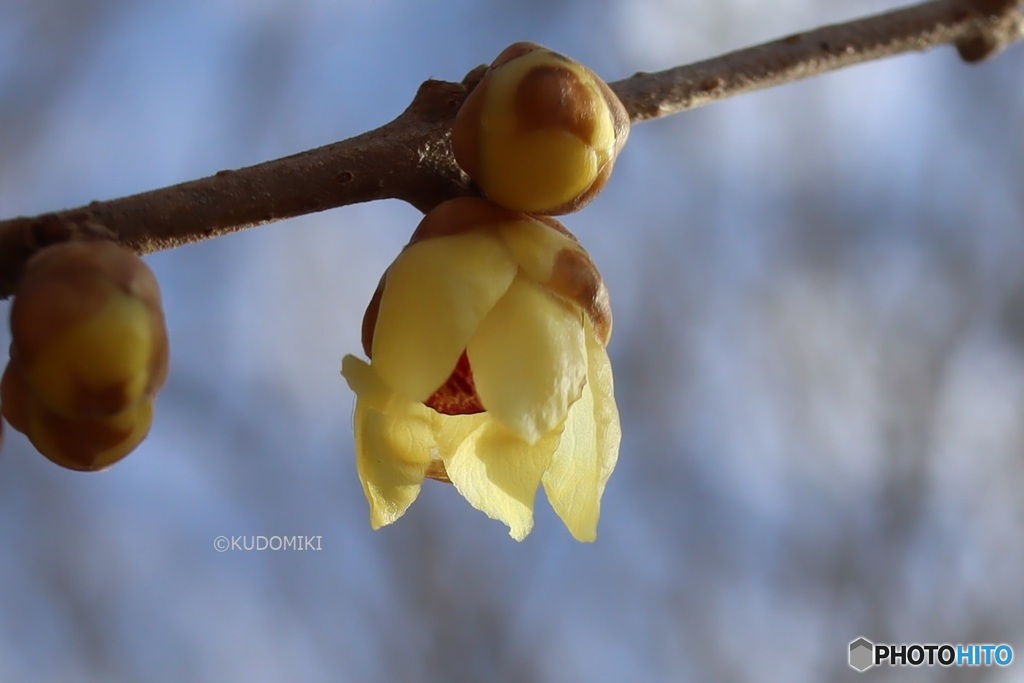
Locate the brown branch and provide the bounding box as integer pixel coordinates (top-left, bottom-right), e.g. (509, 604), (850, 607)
(614, 0), (1023, 121)
(0, 0), (1020, 299)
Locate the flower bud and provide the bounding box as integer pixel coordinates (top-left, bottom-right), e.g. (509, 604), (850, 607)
(10, 240), (169, 419)
(3, 354), (154, 471)
(453, 42), (630, 215)
(28, 395), (154, 472)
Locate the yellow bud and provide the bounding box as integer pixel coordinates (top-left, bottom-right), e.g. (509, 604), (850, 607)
(28, 397), (154, 472)
(10, 241), (169, 419)
(453, 42), (630, 215)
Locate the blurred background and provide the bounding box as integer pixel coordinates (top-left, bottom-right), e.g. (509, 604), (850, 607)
(1, 0), (1022, 681)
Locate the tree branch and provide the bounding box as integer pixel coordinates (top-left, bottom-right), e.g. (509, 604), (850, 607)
(615, 0), (1024, 120)
(0, 0), (1019, 298)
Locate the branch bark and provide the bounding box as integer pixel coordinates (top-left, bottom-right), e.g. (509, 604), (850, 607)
(0, 0), (1019, 298)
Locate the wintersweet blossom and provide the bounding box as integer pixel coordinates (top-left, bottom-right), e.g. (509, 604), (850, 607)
(341, 197), (620, 541)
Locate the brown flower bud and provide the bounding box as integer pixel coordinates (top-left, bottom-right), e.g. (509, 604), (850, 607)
(28, 395), (154, 472)
(10, 240), (169, 419)
(453, 42), (630, 215)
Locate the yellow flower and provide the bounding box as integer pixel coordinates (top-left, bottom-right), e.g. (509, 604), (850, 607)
(341, 198), (620, 541)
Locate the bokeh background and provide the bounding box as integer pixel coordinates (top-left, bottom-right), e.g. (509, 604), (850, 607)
(1, 1), (1023, 681)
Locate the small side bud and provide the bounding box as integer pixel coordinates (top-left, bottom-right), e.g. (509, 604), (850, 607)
(28, 397), (154, 472)
(10, 240), (169, 419)
(453, 42), (630, 215)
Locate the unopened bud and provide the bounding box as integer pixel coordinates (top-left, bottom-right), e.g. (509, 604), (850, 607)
(10, 240), (169, 419)
(453, 42), (630, 215)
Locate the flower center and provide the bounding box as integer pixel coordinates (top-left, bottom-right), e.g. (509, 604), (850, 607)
(424, 351), (485, 415)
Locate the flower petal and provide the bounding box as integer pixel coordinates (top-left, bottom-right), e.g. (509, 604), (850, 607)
(542, 325), (621, 542)
(344, 356), (436, 529)
(495, 218), (580, 286)
(353, 400), (430, 529)
(496, 219), (612, 347)
(441, 419), (560, 541)
(468, 278), (587, 443)
(372, 232), (517, 402)
(341, 354), (392, 412)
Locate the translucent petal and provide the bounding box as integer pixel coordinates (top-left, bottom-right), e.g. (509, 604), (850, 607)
(353, 397), (436, 530)
(496, 220), (612, 345)
(430, 409), (491, 459)
(441, 420), (560, 541)
(495, 219), (580, 286)
(345, 356), (438, 529)
(542, 325), (621, 542)
(468, 278), (587, 443)
(341, 354), (391, 412)
(372, 233), (517, 402)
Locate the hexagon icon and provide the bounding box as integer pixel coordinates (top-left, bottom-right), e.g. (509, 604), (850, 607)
(849, 637), (874, 672)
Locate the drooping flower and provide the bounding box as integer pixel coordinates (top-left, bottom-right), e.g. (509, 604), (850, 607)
(341, 197), (620, 541)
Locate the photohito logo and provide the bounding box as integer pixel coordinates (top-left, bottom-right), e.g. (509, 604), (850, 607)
(849, 637), (1013, 672)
